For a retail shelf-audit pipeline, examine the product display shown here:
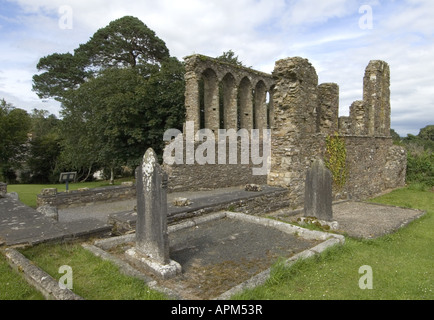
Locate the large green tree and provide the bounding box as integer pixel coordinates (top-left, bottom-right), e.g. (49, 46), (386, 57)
(24, 109), (62, 183)
(33, 16), (185, 182)
(33, 16), (170, 102)
(0, 99), (32, 182)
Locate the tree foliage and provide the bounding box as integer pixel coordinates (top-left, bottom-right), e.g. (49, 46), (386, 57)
(401, 125), (434, 187)
(32, 16), (185, 182)
(76, 16), (169, 70)
(0, 99), (32, 182)
(216, 50), (249, 67)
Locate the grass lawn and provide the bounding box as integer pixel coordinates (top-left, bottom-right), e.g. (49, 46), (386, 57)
(1, 185), (432, 300)
(7, 178), (134, 208)
(17, 242), (167, 300)
(0, 254), (45, 300)
(232, 186), (433, 300)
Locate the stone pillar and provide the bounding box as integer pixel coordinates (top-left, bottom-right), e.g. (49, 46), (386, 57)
(222, 75), (238, 130)
(304, 160), (333, 221)
(268, 88), (275, 129)
(338, 116), (351, 135)
(184, 71), (200, 133)
(36, 188), (58, 207)
(254, 82), (268, 131)
(363, 60), (391, 137)
(239, 77), (253, 130)
(268, 57), (319, 190)
(0, 182), (6, 198)
(317, 83), (339, 134)
(203, 69), (220, 132)
(349, 100), (368, 135)
(126, 148), (181, 279)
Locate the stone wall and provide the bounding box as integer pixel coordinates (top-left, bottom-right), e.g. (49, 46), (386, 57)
(344, 136), (406, 200)
(267, 57), (326, 204)
(37, 184), (136, 209)
(163, 139), (267, 192)
(267, 57), (405, 206)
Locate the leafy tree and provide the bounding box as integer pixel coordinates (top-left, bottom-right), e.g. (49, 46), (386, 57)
(24, 109), (62, 183)
(418, 125), (434, 141)
(390, 128), (402, 144)
(32, 16), (170, 102)
(33, 16), (185, 183)
(401, 124), (434, 187)
(216, 50), (249, 67)
(32, 52), (89, 102)
(0, 99), (31, 182)
(76, 16), (169, 70)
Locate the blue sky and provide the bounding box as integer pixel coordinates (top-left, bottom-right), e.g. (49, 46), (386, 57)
(0, 0), (433, 136)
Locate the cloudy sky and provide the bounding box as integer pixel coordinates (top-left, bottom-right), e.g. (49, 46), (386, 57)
(0, 0), (433, 136)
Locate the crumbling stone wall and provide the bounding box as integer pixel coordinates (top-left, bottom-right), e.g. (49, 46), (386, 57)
(37, 184), (136, 209)
(267, 57), (325, 203)
(268, 57), (405, 205)
(344, 137), (406, 200)
(164, 54), (406, 206)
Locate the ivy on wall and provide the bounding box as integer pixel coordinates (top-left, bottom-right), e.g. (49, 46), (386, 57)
(324, 133), (348, 191)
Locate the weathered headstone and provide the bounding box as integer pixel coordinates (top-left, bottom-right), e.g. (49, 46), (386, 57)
(125, 148), (181, 279)
(304, 159), (333, 221)
(136, 148), (170, 264)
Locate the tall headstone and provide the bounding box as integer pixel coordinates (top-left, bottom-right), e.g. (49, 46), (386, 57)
(135, 148), (169, 264)
(304, 159), (333, 221)
(125, 148), (181, 279)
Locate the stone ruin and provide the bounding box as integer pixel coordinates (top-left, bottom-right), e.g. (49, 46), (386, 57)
(164, 54), (407, 207)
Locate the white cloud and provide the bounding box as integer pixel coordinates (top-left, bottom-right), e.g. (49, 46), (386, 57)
(0, 0), (433, 135)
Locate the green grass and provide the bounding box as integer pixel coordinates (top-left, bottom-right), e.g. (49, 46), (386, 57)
(7, 178), (134, 208)
(1, 185), (432, 300)
(18, 242), (167, 300)
(0, 254), (44, 300)
(232, 187), (434, 300)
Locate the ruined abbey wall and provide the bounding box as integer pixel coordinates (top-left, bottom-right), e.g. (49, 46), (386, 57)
(164, 54), (406, 205)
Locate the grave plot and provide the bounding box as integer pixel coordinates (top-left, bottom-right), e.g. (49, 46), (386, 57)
(84, 148), (344, 300)
(89, 211), (344, 300)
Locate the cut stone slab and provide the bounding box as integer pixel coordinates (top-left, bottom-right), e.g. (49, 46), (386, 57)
(0, 196), (111, 246)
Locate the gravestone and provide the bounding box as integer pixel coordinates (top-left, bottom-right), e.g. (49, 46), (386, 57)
(125, 148), (181, 279)
(304, 159), (333, 221)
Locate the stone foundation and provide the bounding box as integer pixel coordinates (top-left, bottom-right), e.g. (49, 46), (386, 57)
(37, 184), (136, 209)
